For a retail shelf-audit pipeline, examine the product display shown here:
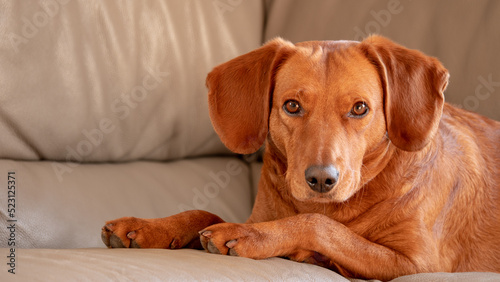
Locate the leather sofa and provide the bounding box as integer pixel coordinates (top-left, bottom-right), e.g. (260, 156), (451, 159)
(1, 1), (499, 280)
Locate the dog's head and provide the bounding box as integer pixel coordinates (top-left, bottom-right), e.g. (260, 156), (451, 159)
(207, 35), (448, 203)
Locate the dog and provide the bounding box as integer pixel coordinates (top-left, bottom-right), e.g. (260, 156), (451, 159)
(101, 35), (500, 280)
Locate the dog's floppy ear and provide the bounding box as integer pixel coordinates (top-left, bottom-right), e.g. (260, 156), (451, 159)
(207, 38), (295, 154)
(359, 35), (449, 151)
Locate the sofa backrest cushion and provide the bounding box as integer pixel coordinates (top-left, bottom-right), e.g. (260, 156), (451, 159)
(0, 0), (263, 162)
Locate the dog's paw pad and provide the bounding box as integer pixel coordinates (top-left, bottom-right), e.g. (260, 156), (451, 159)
(130, 239), (140, 248)
(228, 247), (239, 256)
(206, 240), (222, 254)
(109, 234), (126, 248)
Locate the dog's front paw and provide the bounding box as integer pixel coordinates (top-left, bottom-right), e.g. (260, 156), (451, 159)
(102, 211), (225, 249)
(101, 217), (191, 249)
(199, 223), (272, 259)
(101, 217), (155, 248)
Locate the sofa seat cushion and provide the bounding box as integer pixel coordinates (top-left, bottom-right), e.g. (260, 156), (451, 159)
(0, 157), (253, 248)
(2, 248), (349, 281)
(2, 248), (500, 281)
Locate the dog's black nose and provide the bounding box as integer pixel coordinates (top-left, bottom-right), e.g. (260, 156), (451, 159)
(305, 165), (339, 193)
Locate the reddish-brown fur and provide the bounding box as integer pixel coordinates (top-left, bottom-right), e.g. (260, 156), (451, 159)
(102, 36), (500, 280)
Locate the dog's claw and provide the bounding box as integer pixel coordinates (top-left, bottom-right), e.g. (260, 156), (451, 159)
(226, 239), (238, 248)
(226, 239), (239, 256)
(169, 238), (181, 249)
(199, 230), (212, 238)
(127, 231), (137, 239)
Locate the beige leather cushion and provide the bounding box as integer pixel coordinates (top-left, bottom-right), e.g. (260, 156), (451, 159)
(2, 248), (500, 281)
(266, 0), (500, 121)
(2, 248), (349, 281)
(0, 157), (253, 248)
(0, 0), (263, 161)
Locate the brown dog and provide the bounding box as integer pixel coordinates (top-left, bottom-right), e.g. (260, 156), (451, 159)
(102, 35), (500, 280)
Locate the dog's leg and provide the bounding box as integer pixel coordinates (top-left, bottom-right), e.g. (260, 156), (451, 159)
(199, 213), (433, 280)
(101, 210), (224, 249)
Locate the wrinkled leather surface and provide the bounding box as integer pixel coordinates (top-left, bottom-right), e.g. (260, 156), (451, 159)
(0, 0), (262, 161)
(1, 248), (499, 281)
(0, 158), (253, 249)
(1, 248), (350, 281)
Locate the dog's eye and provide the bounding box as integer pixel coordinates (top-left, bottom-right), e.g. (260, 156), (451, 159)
(283, 100), (301, 115)
(350, 102), (369, 117)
